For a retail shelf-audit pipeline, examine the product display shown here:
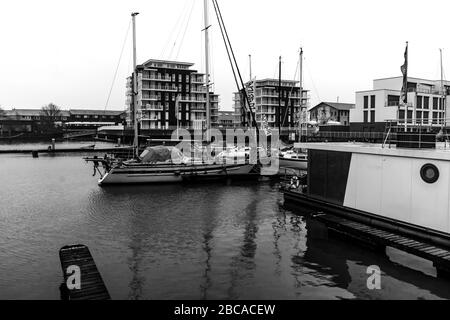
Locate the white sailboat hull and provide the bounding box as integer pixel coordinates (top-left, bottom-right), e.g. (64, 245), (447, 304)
(279, 157), (308, 170)
(98, 163), (256, 185)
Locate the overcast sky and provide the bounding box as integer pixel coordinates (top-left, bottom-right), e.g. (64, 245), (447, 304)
(1, 0), (449, 111)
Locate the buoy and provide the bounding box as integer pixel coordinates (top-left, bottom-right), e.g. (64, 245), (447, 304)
(32, 150), (39, 158)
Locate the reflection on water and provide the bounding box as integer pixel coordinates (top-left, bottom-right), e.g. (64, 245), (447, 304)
(0, 153), (450, 299)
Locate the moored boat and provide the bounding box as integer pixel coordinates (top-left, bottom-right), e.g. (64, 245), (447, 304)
(86, 145), (258, 185)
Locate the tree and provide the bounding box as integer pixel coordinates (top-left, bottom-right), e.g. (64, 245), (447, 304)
(40, 103), (62, 132)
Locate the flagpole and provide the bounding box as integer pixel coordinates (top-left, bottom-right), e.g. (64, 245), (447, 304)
(403, 41), (408, 132)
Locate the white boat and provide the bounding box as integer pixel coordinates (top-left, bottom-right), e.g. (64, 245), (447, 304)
(279, 149), (308, 170)
(87, 146), (257, 185)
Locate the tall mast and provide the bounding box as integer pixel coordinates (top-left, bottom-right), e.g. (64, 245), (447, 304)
(249, 54), (252, 81)
(203, 0), (211, 135)
(278, 56), (282, 134)
(440, 48), (445, 129)
(132, 12), (139, 158)
(299, 48), (303, 141)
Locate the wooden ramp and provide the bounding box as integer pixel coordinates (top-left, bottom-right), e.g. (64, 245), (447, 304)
(59, 244), (111, 300)
(314, 214), (450, 277)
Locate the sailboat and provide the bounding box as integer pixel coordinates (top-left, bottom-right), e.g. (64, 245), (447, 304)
(278, 48), (308, 171)
(85, 6), (258, 185)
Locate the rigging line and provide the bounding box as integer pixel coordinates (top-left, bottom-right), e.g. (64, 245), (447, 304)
(213, 0), (258, 131)
(169, 1), (192, 60)
(211, 0), (239, 96)
(281, 59), (300, 127)
(161, 0), (190, 58)
(104, 18), (132, 111)
(304, 57), (321, 103)
(175, 0), (196, 60)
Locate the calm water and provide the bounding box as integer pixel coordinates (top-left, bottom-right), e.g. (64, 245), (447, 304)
(1, 151), (450, 300)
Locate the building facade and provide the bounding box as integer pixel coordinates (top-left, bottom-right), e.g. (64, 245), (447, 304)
(350, 76), (450, 132)
(126, 59), (219, 132)
(233, 78), (309, 130)
(0, 108), (124, 135)
(217, 110), (235, 129)
(309, 102), (354, 126)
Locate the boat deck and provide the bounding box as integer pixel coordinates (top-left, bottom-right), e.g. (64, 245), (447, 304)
(294, 142), (450, 160)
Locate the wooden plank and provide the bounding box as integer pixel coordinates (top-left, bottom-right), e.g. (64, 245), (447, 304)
(313, 214), (450, 272)
(59, 244), (111, 300)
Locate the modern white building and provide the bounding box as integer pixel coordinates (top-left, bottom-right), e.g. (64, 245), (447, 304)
(126, 59), (219, 131)
(350, 76), (450, 132)
(233, 78), (309, 130)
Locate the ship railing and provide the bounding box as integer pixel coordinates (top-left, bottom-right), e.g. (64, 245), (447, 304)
(383, 118), (450, 149)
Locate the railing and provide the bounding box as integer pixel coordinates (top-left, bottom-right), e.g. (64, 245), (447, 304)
(382, 118), (450, 149)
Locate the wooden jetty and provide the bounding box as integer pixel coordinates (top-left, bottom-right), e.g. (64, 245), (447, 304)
(59, 244), (110, 300)
(313, 213), (450, 278)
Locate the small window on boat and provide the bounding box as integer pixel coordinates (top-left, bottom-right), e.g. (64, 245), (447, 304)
(420, 164), (439, 184)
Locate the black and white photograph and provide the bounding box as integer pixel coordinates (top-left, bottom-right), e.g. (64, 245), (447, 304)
(1, 0), (450, 310)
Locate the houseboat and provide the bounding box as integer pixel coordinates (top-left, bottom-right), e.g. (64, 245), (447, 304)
(283, 130), (450, 248)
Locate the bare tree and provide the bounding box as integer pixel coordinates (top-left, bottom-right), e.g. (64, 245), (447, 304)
(40, 103), (61, 131)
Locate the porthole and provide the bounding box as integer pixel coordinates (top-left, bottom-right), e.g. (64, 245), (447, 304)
(420, 163), (439, 184)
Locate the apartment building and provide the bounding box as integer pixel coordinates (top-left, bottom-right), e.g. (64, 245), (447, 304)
(350, 76), (450, 132)
(126, 59), (219, 131)
(233, 78), (309, 130)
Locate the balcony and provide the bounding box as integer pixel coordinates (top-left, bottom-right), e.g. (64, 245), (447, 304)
(141, 95), (159, 101)
(142, 85), (177, 92)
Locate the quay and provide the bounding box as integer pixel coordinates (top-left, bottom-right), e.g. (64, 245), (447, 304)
(59, 244), (110, 300)
(0, 146), (133, 154)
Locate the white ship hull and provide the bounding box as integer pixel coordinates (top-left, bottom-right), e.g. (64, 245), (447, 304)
(98, 163), (256, 185)
(278, 157), (308, 171)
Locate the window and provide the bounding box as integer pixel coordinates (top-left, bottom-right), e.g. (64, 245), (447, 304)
(416, 111), (422, 121)
(433, 97), (439, 109)
(363, 110), (368, 123)
(420, 164), (439, 184)
(370, 95), (375, 108)
(423, 111), (429, 123)
(388, 95), (400, 106)
(433, 112), (439, 124)
(416, 96), (422, 108)
(424, 96), (430, 109)
(399, 110), (405, 120)
(370, 110), (375, 123)
(407, 110), (413, 123)
(363, 96), (368, 109)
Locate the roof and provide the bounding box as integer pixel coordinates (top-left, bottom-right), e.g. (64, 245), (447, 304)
(311, 102), (355, 111)
(4, 109), (71, 117)
(1, 108), (122, 117)
(69, 109), (124, 116)
(141, 59), (194, 67)
(218, 111), (234, 121)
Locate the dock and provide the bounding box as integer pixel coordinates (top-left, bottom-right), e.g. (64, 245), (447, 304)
(0, 146), (132, 154)
(59, 244), (111, 300)
(313, 213), (450, 278)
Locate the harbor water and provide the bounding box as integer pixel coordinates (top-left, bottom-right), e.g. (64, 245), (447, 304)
(1, 145), (450, 299)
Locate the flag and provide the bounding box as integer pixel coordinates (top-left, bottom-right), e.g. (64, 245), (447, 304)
(400, 42), (408, 105)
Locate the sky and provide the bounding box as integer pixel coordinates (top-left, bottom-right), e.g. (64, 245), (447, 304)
(1, 0), (450, 111)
